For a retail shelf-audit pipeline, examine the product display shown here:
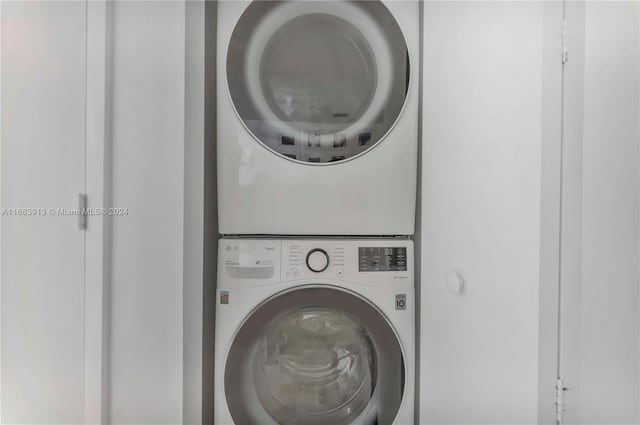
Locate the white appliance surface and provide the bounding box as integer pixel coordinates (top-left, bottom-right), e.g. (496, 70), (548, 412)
(214, 238), (415, 425)
(217, 0), (419, 235)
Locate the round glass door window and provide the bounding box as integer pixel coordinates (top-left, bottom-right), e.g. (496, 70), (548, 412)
(227, 1), (410, 164)
(253, 307), (375, 425)
(224, 287), (405, 425)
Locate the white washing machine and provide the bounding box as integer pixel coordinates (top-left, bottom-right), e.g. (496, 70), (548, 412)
(214, 238), (415, 425)
(217, 1), (419, 235)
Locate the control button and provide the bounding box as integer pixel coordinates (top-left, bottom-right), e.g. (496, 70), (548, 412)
(336, 269), (345, 278)
(306, 249), (329, 273)
(290, 268), (299, 278)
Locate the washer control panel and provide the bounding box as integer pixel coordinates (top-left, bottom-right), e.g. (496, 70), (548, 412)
(282, 239), (412, 285)
(358, 247), (407, 272)
(219, 239), (413, 286)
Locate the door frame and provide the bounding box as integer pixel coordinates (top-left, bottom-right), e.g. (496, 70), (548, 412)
(84, 1), (109, 423)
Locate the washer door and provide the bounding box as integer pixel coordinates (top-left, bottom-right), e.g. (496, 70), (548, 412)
(227, 1), (409, 164)
(224, 287), (405, 425)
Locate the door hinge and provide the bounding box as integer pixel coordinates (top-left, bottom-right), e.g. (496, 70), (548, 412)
(562, 20), (569, 64)
(556, 378), (567, 423)
(78, 193), (87, 230)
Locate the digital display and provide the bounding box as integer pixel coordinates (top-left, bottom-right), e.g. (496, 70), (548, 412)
(358, 247), (407, 272)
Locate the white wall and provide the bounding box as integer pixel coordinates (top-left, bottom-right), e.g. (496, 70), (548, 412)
(580, 4), (639, 421)
(107, 2), (187, 423)
(420, 3), (547, 423)
(560, 2), (640, 423)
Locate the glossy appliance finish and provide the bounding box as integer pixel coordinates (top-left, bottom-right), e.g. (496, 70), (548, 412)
(217, 0), (419, 235)
(214, 238), (415, 425)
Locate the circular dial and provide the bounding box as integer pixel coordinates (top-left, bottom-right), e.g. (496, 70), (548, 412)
(306, 249), (329, 273)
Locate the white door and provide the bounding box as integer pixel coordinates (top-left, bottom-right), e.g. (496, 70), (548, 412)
(420, 2), (549, 423)
(1, 1), (87, 422)
(557, 2), (640, 423)
(223, 287), (405, 425)
(226, 0), (409, 164)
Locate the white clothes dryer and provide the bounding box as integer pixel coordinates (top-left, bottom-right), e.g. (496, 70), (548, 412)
(217, 1), (419, 235)
(214, 238), (415, 425)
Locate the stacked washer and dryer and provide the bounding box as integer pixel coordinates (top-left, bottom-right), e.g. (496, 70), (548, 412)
(215, 1), (419, 424)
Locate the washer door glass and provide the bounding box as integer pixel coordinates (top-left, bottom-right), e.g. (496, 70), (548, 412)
(254, 307), (374, 425)
(227, 1), (409, 164)
(224, 287), (405, 425)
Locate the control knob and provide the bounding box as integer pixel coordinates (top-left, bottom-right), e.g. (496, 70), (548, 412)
(306, 248), (329, 273)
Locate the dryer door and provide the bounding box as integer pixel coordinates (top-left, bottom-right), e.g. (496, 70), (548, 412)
(224, 287), (405, 425)
(226, 1), (409, 164)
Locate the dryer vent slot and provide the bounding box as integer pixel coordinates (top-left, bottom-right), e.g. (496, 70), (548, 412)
(281, 136), (295, 146)
(358, 132), (372, 146)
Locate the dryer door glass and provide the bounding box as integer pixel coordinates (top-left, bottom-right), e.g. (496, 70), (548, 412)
(227, 1), (409, 164)
(224, 287), (405, 425)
